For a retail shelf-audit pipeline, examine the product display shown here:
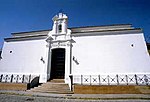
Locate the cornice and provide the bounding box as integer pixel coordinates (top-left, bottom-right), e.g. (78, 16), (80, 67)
(4, 35), (47, 42)
(71, 28), (142, 37)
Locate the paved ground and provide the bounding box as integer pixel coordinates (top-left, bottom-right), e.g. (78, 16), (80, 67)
(0, 90), (150, 102)
(0, 94), (150, 102)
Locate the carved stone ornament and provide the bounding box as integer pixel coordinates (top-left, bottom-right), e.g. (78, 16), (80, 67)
(51, 42), (67, 47)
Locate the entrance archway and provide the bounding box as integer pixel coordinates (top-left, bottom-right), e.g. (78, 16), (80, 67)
(50, 48), (65, 79)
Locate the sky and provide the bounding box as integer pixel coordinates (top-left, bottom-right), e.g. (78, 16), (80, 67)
(0, 0), (150, 48)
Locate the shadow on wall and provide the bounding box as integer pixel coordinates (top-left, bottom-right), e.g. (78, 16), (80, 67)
(27, 76), (40, 90)
(0, 50), (2, 59)
(146, 43), (150, 55)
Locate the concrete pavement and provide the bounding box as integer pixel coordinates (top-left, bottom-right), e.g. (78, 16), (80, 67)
(0, 90), (150, 100)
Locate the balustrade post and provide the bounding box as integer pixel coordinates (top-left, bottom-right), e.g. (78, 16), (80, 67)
(16, 75), (19, 83)
(116, 74), (119, 85)
(29, 74), (31, 83)
(144, 75), (148, 85)
(90, 75), (91, 85)
(5, 75), (8, 82)
(0, 74), (3, 82)
(69, 75), (73, 91)
(107, 75), (110, 85)
(81, 75), (83, 85)
(126, 75), (128, 85)
(135, 74), (138, 85)
(11, 74), (13, 83)
(22, 75), (25, 83)
(98, 75), (100, 85)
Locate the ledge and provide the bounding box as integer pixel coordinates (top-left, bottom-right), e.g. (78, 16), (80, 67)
(73, 85), (150, 94)
(0, 83), (27, 91)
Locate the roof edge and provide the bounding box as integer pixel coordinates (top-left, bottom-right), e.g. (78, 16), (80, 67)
(11, 24), (132, 35)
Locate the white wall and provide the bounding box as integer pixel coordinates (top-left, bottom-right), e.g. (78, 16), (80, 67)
(0, 39), (48, 76)
(72, 33), (150, 75)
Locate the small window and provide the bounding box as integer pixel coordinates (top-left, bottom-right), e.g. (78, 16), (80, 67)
(131, 44), (134, 47)
(58, 24), (62, 32)
(10, 51), (12, 53)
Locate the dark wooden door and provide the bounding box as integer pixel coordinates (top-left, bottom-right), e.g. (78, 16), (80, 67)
(50, 48), (65, 79)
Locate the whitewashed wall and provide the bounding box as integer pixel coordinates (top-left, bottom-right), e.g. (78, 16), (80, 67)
(0, 39), (48, 83)
(72, 33), (150, 75)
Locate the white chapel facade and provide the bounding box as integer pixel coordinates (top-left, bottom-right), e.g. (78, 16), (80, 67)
(0, 13), (150, 89)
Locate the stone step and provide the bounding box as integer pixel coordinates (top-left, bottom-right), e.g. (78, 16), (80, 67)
(30, 88), (71, 92)
(32, 82), (69, 88)
(32, 85), (70, 90)
(48, 79), (65, 83)
(31, 86), (70, 90)
(30, 90), (73, 94)
(34, 87), (70, 90)
(30, 88), (72, 94)
(41, 83), (69, 88)
(42, 82), (66, 85)
(29, 79), (73, 94)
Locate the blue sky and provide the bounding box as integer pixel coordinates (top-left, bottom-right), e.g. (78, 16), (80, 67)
(0, 0), (150, 48)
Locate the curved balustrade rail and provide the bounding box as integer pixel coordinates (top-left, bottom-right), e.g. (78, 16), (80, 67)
(0, 74), (39, 84)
